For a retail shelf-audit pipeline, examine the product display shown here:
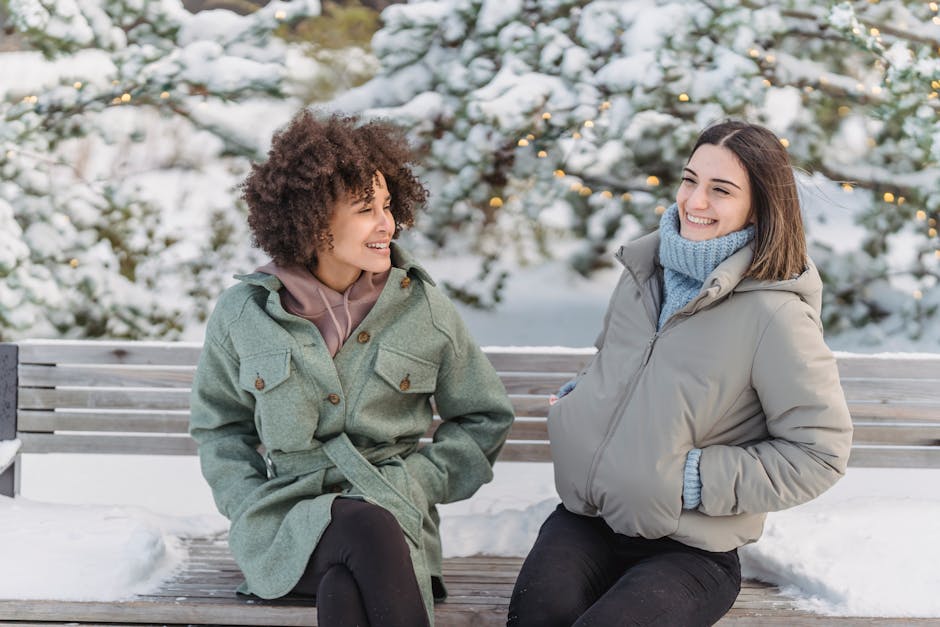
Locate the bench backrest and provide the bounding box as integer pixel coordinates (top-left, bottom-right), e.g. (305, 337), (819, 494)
(2, 340), (939, 495)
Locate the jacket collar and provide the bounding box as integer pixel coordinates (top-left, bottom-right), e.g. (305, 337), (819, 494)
(234, 242), (435, 291)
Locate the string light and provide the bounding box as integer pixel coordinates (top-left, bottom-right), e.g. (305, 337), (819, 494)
(601, 190), (613, 199)
(930, 2), (938, 11)
(583, 120), (594, 128)
(69, 259), (79, 268)
(897, 197), (905, 205)
(572, 132), (582, 139)
(935, 250), (940, 259)
(275, 9), (287, 19)
(930, 218), (937, 227)
(621, 193), (632, 201)
(869, 27), (880, 36)
(599, 101), (611, 110)
(762, 79), (772, 87)
(542, 112), (552, 120)
(578, 187), (592, 197)
(121, 93), (131, 103)
(489, 197), (503, 208)
(553, 169), (565, 177)
(780, 138), (790, 148)
(930, 227), (938, 238)
(517, 138), (529, 147)
(646, 176), (660, 186)
(160, 91), (170, 99)
(678, 93), (690, 102)
(526, 133), (535, 140)
(748, 49), (760, 58)
(73, 82), (82, 89)
(914, 289), (923, 299)
(917, 210), (927, 220)
(838, 106), (851, 116)
(570, 182), (582, 192)
(537, 150), (547, 158)
(655, 205), (666, 214)
(883, 192), (895, 202)
(764, 54), (776, 64)
(842, 183), (854, 192)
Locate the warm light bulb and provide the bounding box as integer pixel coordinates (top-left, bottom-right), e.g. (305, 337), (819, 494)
(780, 138), (790, 148)
(537, 150), (547, 158)
(917, 210), (927, 221)
(73, 81), (82, 89)
(489, 197), (503, 208)
(883, 192), (895, 203)
(517, 138), (529, 147)
(275, 10), (287, 19)
(579, 187), (592, 197)
(69, 259), (79, 268)
(160, 91), (170, 99)
(553, 169), (565, 177)
(542, 112), (552, 120)
(655, 205), (666, 215)
(583, 120), (594, 128)
(842, 183), (854, 193)
(646, 176), (660, 186)
(678, 93), (689, 102)
(601, 190), (613, 199)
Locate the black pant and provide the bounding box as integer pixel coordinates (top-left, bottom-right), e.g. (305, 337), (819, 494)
(508, 504), (741, 627)
(290, 498), (430, 627)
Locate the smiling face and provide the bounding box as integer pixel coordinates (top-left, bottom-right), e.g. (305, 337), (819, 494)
(676, 143), (753, 241)
(313, 171), (394, 292)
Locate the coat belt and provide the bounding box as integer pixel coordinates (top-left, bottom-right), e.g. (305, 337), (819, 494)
(265, 438), (419, 479)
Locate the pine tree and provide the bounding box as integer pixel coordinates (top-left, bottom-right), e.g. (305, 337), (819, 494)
(334, 0), (940, 345)
(0, 0), (320, 339)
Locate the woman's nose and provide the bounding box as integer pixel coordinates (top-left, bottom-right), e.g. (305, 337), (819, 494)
(687, 185), (708, 209)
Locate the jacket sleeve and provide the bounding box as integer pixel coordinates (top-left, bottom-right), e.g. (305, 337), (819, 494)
(189, 329), (268, 521)
(404, 302), (514, 506)
(698, 299), (853, 516)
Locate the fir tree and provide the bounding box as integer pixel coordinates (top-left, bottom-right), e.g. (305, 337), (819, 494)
(334, 0), (940, 346)
(0, 0), (321, 339)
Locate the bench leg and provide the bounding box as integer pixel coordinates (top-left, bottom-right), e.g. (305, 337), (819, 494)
(0, 343), (19, 498)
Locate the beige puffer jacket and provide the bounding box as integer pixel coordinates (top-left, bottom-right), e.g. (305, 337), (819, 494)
(548, 231), (853, 552)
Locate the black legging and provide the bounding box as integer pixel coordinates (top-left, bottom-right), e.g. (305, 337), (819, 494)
(508, 504), (741, 627)
(290, 498), (430, 627)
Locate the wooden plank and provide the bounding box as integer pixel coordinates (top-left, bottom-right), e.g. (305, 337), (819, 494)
(18, 387), (192, 411)
(851, 422), (940, 446)
(18, 432), (197, 456)
(839, 378), (940, 404)
(836, 354), (940, 379)
(17, 409), (190, 434)
(17, 340), (203, 366)
(0, 343), (18, 498)
(485, 351), (594, 373)
(847, 402), (940, 422)
(18, 364), (194, 388)
(848, 445), (940, 468)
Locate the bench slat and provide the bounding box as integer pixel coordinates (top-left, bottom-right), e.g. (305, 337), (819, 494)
(18, 364), (194, 388)
(17, 340), (203, 366)
(836, 354), (940, 379)
(847, 445), (940, 468)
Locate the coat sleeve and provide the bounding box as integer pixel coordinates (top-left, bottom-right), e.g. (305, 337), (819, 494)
(404, 299), (514, 506)
(697, 298), (853, 516)
(189, 329), (268, 521)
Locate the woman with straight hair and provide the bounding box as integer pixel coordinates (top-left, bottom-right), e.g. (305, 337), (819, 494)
(508, 120), (853, 626)
(189, 110), (514, 627)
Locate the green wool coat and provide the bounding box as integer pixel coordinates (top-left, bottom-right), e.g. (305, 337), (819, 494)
(189, 244), (514, 624)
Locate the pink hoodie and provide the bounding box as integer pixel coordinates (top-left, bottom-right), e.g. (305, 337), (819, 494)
(256, 262), (389, 357)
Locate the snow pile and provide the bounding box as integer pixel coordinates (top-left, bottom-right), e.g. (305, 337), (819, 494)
(0, 496), (226, 600)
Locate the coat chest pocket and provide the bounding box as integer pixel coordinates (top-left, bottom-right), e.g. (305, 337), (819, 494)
(239, 349), (291, 394)
(374, 346), (438, 394)
(238, 348), (319, 448)
(352, 346), (439, 441)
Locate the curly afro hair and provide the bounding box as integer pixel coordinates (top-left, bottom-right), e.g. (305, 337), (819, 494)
(242, 109), (428, 267)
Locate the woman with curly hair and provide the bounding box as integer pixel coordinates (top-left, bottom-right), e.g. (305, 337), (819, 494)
(189, 110), (514, 627)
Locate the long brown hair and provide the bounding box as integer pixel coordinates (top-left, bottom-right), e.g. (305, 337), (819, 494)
(691, 120), (807, 281)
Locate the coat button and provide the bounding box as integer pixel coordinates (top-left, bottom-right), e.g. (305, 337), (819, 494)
(254, 376), (265, 391)
(357, 331), (370, 343)
(399, 375), (411, 392)
(400, 276), (411, 289)
(327, 393), (341, 405)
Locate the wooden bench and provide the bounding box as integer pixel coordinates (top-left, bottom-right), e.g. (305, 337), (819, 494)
(1, 339), (938, 626)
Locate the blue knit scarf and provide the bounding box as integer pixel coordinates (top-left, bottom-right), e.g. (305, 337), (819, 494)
(657, 203), (755, 329)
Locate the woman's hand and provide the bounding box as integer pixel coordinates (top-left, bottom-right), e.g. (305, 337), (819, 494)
(549, 379), (578, 405)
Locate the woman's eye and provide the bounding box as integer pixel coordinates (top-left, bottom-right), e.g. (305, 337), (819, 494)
(681, 177), (695, 184)
(714, 187), (729, 196)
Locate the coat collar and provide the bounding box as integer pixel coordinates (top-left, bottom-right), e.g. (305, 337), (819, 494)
(234, 242), (436, 292)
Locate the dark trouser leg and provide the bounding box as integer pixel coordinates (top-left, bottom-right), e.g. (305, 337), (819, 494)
(508, 504), (623, 627)
(574, 543), (741, 627)
(291, 498), (430, 627)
